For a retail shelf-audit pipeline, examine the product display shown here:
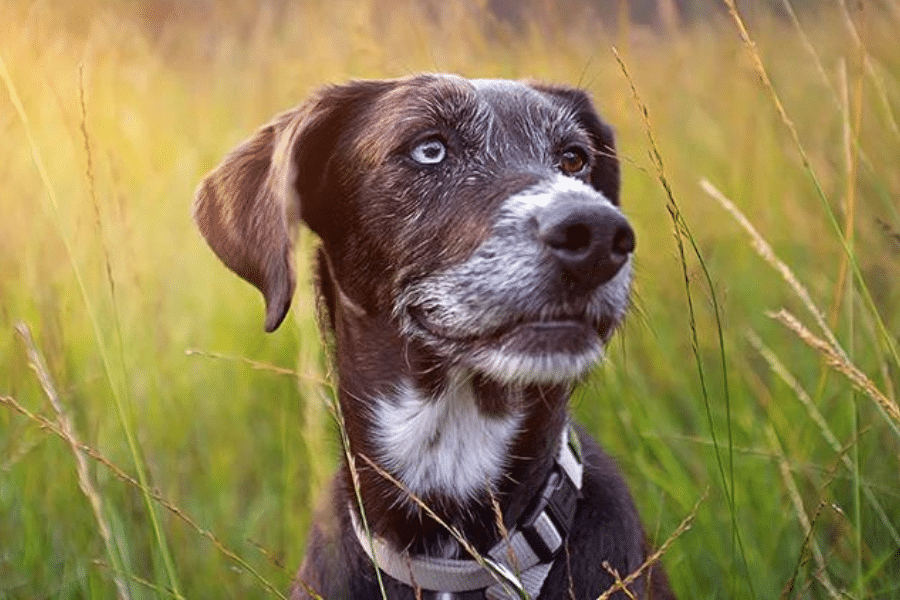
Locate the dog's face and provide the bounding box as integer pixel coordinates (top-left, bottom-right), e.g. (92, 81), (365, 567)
(195, 74), (632, 385)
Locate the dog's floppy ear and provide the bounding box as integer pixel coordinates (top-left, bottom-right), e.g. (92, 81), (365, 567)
(532, 85), (621, 205)
(194, 81), (390, 332)
(194, 108), (305, 332)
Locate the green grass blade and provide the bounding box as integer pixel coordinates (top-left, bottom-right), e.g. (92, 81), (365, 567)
(0, 53), (184, 599)
(613, 46), (756, 600)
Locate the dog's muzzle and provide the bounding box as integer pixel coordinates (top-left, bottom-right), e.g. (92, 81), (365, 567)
(397, 175), (634, 384)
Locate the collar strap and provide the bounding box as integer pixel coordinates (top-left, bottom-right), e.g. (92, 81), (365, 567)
(350, 426), (583, 599)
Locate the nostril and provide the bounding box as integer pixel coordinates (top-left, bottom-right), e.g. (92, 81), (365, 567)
(612, 223), (636, 256)
(548, 222), (592, 254)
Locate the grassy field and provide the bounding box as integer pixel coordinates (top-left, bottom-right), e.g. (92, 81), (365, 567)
(1, 0), (899, 598)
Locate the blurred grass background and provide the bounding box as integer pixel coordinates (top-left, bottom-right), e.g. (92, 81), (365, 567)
(1, 0), (898, 598)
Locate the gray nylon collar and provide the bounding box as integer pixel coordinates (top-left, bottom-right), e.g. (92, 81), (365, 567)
(350, 426), (584, 599)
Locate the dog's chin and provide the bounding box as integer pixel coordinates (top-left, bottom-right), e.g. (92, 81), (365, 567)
(468, 320), (606, 385)
(408, 310), (610, 385)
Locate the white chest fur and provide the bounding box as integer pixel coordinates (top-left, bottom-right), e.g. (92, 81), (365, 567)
(373, 375), (522, 504)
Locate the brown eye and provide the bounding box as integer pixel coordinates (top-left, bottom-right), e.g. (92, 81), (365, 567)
(559, 147), (588, 175)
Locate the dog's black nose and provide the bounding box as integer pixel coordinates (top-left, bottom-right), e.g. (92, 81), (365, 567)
(537, 201), (635, 293)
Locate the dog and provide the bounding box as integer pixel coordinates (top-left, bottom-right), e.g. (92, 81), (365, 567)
(194, 73), (675, 599)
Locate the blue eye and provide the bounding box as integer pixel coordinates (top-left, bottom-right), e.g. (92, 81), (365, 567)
(410, 138), (447, 165)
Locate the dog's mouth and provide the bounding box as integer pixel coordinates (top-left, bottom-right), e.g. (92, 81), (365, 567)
(409, 305), (615, 341)
(406, 305), (614, 384)
(407, 305), (616, 382)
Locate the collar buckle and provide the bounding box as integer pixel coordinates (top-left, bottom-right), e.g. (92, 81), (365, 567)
(518, 463), (581, 563)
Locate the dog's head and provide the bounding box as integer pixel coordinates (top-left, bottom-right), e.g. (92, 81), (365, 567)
(195, 74), (632, 385)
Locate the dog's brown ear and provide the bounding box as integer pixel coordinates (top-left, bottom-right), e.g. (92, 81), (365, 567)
(194, 108), (305, 332)
(194, 80), (395, 332)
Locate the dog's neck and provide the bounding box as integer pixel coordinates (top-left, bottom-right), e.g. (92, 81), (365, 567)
(323, 271), (571, 556)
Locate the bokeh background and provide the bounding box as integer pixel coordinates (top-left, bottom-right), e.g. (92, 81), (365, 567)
(1, 0), (898, 598)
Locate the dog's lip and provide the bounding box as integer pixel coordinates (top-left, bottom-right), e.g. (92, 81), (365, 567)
(407, 306), (609, 344)
(505, 320), (593, 335)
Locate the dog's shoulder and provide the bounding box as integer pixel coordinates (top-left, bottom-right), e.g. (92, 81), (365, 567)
(576, 427), (645, 539)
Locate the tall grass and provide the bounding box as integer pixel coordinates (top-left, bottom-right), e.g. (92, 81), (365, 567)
(1, 1), (898, 598)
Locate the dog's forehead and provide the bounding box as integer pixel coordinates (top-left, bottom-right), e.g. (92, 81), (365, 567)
(352, 75), (585, 164)
(469, 79), (578, 144)
(459, 76), (573, 125)
(470, 78), (552, 107)
(379, 74), (559, 121)
(383, 73), (555, 108)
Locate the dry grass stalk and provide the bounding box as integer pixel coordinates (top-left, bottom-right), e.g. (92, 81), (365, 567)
(747, 330), (900, 546)
(291, 575), (325, 600)
(779, 493), (842, 599)
(333, 387), (389, 600)
(3, 51), (186, 596)
(565, 545), (577, 600)
(764, 425), (841, 599)
(489, 488), (522, 577)
(699, 179), (846, 362)
(246, 538), (286, 570)
(846, 0), (900, 138)
(863, 53), (900, 140)
(828, 59), (859, 328)
(769, 309), (900, 427)
(747, 330), (841, 452)
(722, 0), (812, 172)
(185, 348), (311, 379)
(92, 560), (174, 596)
(14, 323), (132, 600)
(703, 177), (900, 431)
(80, 63), (119, 314)
(600, 562), (638, 600)
(722, 0), (900, 370)
(777, 0), (837, 105)
(596, 490), (706, 600)
(0, 391), (291, 600)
